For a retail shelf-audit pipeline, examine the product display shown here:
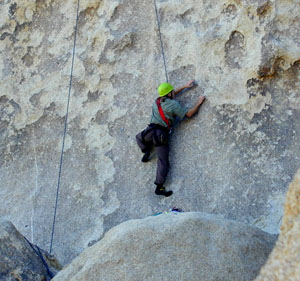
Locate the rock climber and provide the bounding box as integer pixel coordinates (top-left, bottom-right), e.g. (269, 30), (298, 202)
(136, 80), (206, 197)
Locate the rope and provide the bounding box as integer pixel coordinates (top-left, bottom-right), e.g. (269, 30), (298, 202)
(24, 236), (54, 279)
(153, 0), (169, 82)
(49, 0), (80, 254)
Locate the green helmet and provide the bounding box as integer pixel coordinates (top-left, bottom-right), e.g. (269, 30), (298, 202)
(158, 83), (174, 97)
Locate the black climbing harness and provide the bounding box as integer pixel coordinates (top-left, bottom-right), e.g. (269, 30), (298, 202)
(141, 123), (169, 147)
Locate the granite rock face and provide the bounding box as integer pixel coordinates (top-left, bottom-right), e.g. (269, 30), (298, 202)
(0, 219), (61, 281)
(53, 212), (277, 281)
(1, 0), (300, 264)
(255, 168), (300, 281)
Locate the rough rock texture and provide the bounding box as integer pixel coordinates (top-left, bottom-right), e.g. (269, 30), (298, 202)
(53, 212), (276, 281)
(0, 219), (61, 281)
(255, 168), (300, 281)
(1, 0), (300, 264)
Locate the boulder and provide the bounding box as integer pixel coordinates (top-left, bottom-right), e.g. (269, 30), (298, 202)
(0, 219), (61, 281)
(255, 168), (300, 280)
(53, 212), (276, 281)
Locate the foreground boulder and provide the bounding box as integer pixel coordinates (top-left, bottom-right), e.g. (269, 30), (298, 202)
(54, 212), (276, 281)
(0, 219), (61, 281)
(255, 168), (300, 281)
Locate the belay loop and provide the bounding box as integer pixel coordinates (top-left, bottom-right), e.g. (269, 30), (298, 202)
(156, 97), (171, 130)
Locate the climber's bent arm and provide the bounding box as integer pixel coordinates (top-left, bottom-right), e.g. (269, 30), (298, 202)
(186, 96), (206, 118)
(174, 80), (195, 95)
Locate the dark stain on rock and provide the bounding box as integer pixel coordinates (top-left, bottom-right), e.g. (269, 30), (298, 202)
(292, 59), (300, 68)
(9, 3), (17, 17)
(250, 106), (273, 125)
(225, 31), (245, 69)
(0, 119), (9, 142)
(87, 90), (101, 103)
(222, 4), (237, 18)
(112, 32), (136, 53)
(29, 91), (43, 107)
(94, 109), (110, 125)
(44, 102), (57, 114)
(98, 39), (114, 64)
(176, 8), (194, 27)
(0, 32), (15, 42)
(19, 75), (26, 85)
(0, 96), (21, 122)
(284, 59), (300, 81)
(88, 240), (98, 247)
(78, 2), (101, 27)
(257, 56), (285, 80)
(257, 1), (272, 19)
(83, 91), (101, 106)
(98, 33), (136, 64)
(0, 95), (9, 104)
(22, 53), (34, 67)
(35, 0), (53, 13)
(247, 78), (260, 88)
(109, 4), (122, 23)
(246, 78), (266, 98)
(13, 22), (32, 39)
(110, 72), (134, 89)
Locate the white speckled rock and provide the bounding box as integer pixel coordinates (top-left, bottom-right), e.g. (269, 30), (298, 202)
(53, 212), (276, 281)
(1, 0), (300, 265)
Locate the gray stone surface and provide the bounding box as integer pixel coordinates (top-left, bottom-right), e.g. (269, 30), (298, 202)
(0, 218), (59, 281)
(53, 212), (277, 281)
(1, 0), (300, 265)
(255, 168), (300, 281)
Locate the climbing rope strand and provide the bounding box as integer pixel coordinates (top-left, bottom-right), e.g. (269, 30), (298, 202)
(153, 0), (169, 82)
(49, 0), (80, 254)
(24, 236), (54, 278)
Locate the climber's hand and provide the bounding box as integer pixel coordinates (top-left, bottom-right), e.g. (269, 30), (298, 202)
(198, 96), (206, 105)
(185, 80), (196, 88)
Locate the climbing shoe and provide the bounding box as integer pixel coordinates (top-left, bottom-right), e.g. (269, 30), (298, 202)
(141, 151), (150, 163)
(155, 185), (173, 197)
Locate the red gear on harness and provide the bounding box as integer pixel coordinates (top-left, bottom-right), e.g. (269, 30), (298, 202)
(156, 97), (171, 130)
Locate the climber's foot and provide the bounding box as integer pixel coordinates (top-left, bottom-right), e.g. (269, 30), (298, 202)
(155, 185), (173, 197)
(141, 151), (150, 163)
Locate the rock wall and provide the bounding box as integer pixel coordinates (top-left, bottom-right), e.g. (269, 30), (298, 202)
(255, 168), (300, 280)
(1, 0), (300, 264)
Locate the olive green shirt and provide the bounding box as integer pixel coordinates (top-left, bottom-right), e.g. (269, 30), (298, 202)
(150, 98), (188, 128)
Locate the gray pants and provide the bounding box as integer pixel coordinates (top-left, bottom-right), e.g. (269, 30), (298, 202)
(136, 126), (169, 186)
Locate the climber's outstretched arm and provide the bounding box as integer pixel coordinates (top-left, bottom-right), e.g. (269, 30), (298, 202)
(186, 96), (206, 118)
(174, 80), (195, 95)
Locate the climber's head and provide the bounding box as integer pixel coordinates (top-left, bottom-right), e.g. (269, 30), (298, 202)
(158, 83), (174, 97)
